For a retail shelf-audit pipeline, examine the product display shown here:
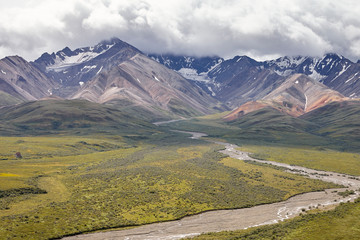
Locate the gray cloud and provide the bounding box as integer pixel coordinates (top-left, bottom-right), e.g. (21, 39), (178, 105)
(0, 0), (360, 61)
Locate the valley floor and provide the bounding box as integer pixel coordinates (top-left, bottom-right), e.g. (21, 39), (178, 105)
(62, 133), (360, 240)
(0, 131), (338, 239)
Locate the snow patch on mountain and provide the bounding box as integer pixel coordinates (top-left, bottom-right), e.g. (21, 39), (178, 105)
(349, 93), (357, 98)
(47, 47), (112, 72)
(81, 65), (97, 72)
(43, 39), (123, 73)
(207, 86), (216, 96)
(96, 66), (103, 75)
(274, 69), (293, 76)
(270, 56), (307, 69)
(309, 70), (326, 81)
(331, 65), (351, 82)
(178, 68), (211, 82)
(345, 73), (359, 84)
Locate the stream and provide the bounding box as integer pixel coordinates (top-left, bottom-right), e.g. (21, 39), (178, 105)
(64, 131), (360, 240)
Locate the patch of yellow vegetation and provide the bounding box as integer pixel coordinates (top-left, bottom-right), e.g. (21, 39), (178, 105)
(0, 173), (19, 177)
(197, 111), (231, 120)
(177, 146), (204, 159)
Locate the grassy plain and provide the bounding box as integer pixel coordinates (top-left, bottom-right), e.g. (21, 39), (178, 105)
(239, 145), (360, 176)
(0, 133), (337, 239)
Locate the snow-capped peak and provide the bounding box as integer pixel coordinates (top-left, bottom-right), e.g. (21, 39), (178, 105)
(46, 44), (116, 72)
(39, 38), (126, 73)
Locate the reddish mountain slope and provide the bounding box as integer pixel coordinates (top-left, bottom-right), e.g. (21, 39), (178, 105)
(224, 74), (347, 121)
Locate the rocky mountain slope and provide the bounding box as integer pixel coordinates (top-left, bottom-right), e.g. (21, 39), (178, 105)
(1, 37), (359, 122)
(224, 74), (347, 121)
(31, 38), (226, 118)
(33, 38), (142, 97)
(148, 53), (223, 82)
(264, 54), (360, 98)
(72, 53), (223, 117)
(0, 56), (57, 106)
(156, 53), (360, 108)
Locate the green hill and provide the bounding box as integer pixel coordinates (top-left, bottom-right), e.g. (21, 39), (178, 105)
(0, 90), (23, 106)
(164, 101), (360, 151)
(301, 101), (360, 140)
(0, 99), (158, 136)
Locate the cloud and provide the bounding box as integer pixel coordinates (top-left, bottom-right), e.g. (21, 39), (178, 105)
(0, 0), (360, 61)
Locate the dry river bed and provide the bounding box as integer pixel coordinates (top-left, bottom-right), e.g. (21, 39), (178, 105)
(64, 131), (360, 240)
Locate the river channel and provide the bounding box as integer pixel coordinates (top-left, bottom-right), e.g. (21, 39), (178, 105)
(64, 131), (360, 240)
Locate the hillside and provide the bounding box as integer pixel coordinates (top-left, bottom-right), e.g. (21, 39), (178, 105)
(29, 38), (226, 118)
(301, 101), (360, 143)
(0, 56), (57, 106)
(33, 38), (141, 88)
(72, 53), (225, 117)
(0, 99), (157, 136)
(224, 74), (347, 121)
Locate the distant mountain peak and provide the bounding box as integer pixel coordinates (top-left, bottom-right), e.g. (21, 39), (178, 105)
(34, 38), (137, 73)
(60, 46), (72, 55)
(31, 38), (143, 91)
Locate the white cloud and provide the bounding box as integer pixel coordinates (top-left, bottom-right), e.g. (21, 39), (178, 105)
(0, 0), (360, 61)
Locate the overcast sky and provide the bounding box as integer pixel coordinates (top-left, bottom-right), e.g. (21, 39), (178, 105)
(1, 0), (360, 61)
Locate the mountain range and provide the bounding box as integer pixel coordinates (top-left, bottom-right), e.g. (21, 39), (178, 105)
(0, 38), (225, 120)
(0, 37), (360, 129)
(150, 53), (360, 108)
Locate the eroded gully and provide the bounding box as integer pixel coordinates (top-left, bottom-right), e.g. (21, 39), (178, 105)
(64, 130), (360, 240)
